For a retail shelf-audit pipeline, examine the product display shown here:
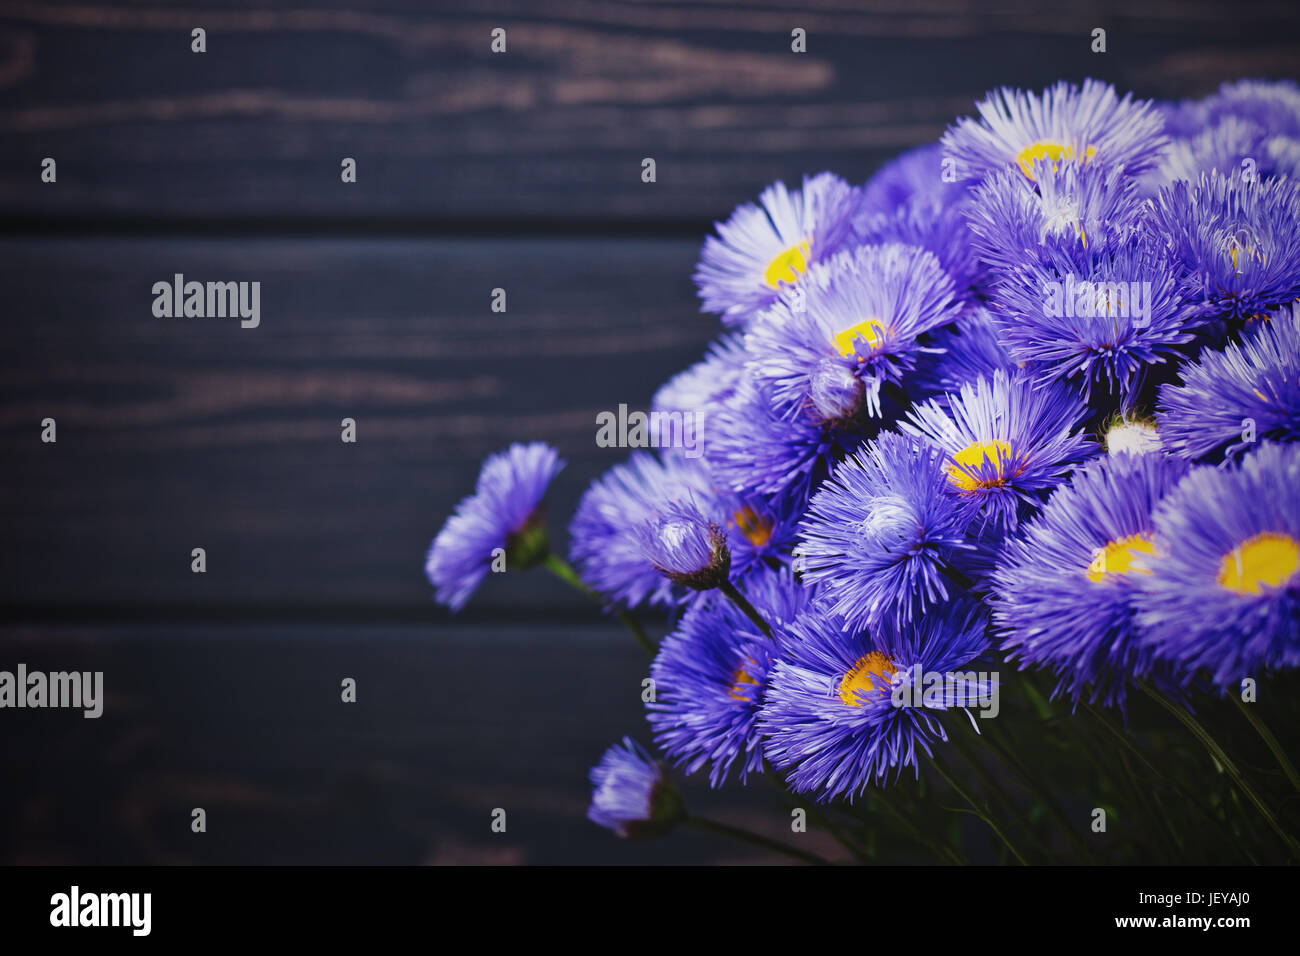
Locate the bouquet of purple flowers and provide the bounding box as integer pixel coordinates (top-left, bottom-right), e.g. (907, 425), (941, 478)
(427, 79), (1300, 864)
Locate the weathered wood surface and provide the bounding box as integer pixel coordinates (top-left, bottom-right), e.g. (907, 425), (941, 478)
(0, 236), (714, 613)
(0, 623), (860, 864)
(2, 0), (1298, 866)
(2, 0), (1297, 223)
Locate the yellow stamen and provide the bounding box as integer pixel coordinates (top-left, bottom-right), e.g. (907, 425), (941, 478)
(764, 239), (812, 288)
(1016, 141), (1097, 180)
(1217, 532), (1300, 595)
(832, 319), (885, 360)
(731, 506), (773, 548)
(1087, 533), (1157, 582)
(838, 652), (897, 706)
(728, 664), (759, 701)
(946, 439), (1014, 491)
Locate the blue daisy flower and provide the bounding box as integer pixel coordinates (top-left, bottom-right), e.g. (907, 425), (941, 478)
(695, 173), (858, 327)
(1154, 116), (1300, 187)
(745, 243), (961, 421)
(854, 195), (981, 299)
(1197, 79), (1300, 138)
(702, 375), (865, 501)
(1146, 169), (1300, 321)
(941, 79), (1167, 185)
(651, 333), (748, 421)
(717, 485), (802, 580)
(965, 161), (1147, 276)
(568, 452), (718, 609)
(900, 371), (1096, 533)
(761, 600), (994, 801)
(1157, 301), (1300, 461)
(425, 442), (564, 611)
(992, 452), (1191, 708)
(794, 431), (972, 632)
(587, 737), (685, 839)
(908, 307), (1019, 403)
(1134, 442), (1300, 691)
(988, 230), (1199, 402)
(636, 500), (731, 591)
(648, 565), (814, 787)
(858, 143), (971, 213)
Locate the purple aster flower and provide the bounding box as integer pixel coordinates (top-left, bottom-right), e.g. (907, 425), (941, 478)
(993, 452), (1191, 708)
(568, 452), (718, 609)
(965, 161), (1147, 276)
(648, 565), (814, 786)
(1145, 169), (1300, 321)
(941, 79), (1167, 185)
(702, 375), (865, 502)
(794, 431), (971, 632)
(1153, 116), (1300, 188)
(761, 600), (994, 801)
(694, 173), (858, 327)
(1134, 442), (1300, 691)
(1157, 301), (1300, 461)
(854, 195), (982, 299)
(651, 333), (748, 421)
(901, 371), (1096, 533)
(1104, 416), (1163, 456)
(717, 486), (802, 581)
(858, 143), (971, 213)
(587, 737), (685, 839)
(988, 228), (1199, 403)
(1197, 79), (1300, 138)
(635, 500), (731, 590)
(745, 243), (961, 421)
(425, 442), (564, 612)
(908, 307), (1019, 403)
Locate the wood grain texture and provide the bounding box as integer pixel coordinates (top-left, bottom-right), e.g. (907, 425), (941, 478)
(1, 0), (1297, 222)
(0, 236), (714, 612)
(0, 623), (852, 864)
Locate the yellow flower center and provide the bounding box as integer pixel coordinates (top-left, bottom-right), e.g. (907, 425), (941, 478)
(764, 239), (811, 288)
(838, 651), (897, 707)
(832, 319), (885, 360)
(1087, 533), (1157, 582)
(728, 664), (759, 701)
(1227, 236), (1264, 275)
(1016, 141), (1097, 180)
(731, 506), (773, 548)
(1217, 532), (1300, 595)
(946, 439), (1014, 491)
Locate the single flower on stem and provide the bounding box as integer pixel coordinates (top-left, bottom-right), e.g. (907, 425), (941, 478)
(424, 442), (564, 611)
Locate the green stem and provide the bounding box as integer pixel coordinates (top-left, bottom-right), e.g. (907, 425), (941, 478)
(948, 724), (1055, 863)
(978, 719), (1097, 863)
(869, 785), (964, 865)
(931, 758), (1029, 865)
(1234, 696), (1300, 797)
(543, 553), (656, 656)
(685, 814), (830, 865)
(718, 578), (773, 640)
(1142, 685), (1300, 861)
(1082, 702), (1255, 864)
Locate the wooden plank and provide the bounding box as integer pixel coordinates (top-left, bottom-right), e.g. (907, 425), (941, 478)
(1, 0), (1296, 222)
(0, 236), (716, 611)
(0, 623), (855, 864)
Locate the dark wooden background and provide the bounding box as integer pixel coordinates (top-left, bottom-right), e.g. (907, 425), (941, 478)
(1, 0), (1297, 864)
